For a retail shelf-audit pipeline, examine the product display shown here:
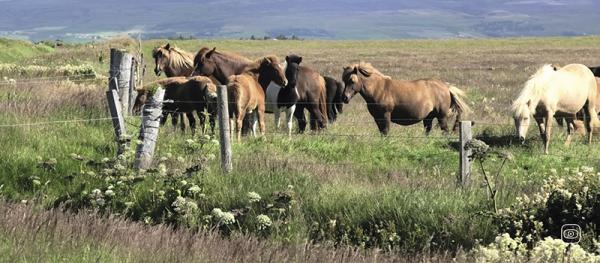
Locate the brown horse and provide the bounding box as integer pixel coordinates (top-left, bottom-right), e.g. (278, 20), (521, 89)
(133, 76), (217, 134)
(227, 56), (287, 141)
(152, 43), (219, 132)
(341, 62), (470, 135)
(193, 48), (328, 133)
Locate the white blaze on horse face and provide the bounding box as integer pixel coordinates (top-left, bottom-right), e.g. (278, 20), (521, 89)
(515, 115), (531, 140)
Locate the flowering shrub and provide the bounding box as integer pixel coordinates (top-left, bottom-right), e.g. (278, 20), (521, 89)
(470, 234), (600, 262)
(51, 136), (297, 239)
(495, 166), (600, 252)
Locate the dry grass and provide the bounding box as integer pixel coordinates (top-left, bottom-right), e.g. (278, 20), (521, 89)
(0, 201), (463, 263)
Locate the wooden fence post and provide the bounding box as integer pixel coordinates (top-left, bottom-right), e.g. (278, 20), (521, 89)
(109, 48), (133, 115)
(459, 121), (472, 186)
(106, 77), (127, 154)
(128, 58), (138, 115)
(217, 85), (232, 173)
(134, 88), (164, 170)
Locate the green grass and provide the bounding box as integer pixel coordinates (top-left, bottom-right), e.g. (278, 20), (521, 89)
(0, 38), (54, 63)
(1, 36), (600, 254)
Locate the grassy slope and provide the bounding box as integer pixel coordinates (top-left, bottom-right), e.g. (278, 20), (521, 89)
(0, 38), (54, 63)
(1, 36), (600, 253)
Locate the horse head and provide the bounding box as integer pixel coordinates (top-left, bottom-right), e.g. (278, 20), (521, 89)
(132, 89), (149, 114)
(512, 100), (532, 143)
(259, 56), (287, 87)
(341, 66), (365, 103)
(284, 55), (302, 88)
(192, 47), (217, 77)
(152, 43), (171, 76)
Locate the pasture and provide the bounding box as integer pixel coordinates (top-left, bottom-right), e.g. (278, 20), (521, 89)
(1, 36), (600, 260)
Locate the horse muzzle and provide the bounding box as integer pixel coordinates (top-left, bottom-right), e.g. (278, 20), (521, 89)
(154, 68), (162, 76)
(342, 95), (350, 104)
(519, 136), (526, 145)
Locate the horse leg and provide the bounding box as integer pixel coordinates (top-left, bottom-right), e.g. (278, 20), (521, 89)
(257, 107), (266, 137)
(250, 111), (258, 137)
(274, 107), (281, 131)
(286, 105), (296, 138)
(585, 101), (594, 144)
(236, 111), (245, 143)
(438, 115), (450, 134)
(187, 112), (196, 136)
(307, 104), (322, 132)
(376, 112), (391, 135)
(543, 111), (554, 154)
(294, 105), (307, 134)
(565, 114), (576, 146)
(423, 118), (434, 135)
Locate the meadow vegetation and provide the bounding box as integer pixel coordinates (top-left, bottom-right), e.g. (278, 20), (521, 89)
(1, 36), (600, 261)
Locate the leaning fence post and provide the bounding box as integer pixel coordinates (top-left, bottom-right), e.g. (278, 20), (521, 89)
(109, 48), (133, 115)
(217, 85), (232, 173)
(134, 88), (164, 170)
(459, 121), (472, 186)
(106, 77), (127, 154)
(128, 58), (138, 115)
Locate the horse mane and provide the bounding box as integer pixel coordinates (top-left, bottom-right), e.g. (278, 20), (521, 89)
(511, 64), (555, 118)
(345, 62), (391, 79)
(243, 55), (281, 73)
(154, 44), (194, 72)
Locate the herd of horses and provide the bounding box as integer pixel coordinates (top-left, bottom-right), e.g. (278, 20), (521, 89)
(133, 43), (600, 153)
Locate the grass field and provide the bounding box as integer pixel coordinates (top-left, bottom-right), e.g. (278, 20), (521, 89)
(1, 36), (600, 260)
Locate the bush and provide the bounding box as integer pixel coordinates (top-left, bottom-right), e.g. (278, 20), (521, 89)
(495, 166), (600, 251)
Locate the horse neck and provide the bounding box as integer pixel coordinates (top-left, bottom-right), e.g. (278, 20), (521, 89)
(359, 76), (387, 102)
(167, 52), (194, 77)
(214, 53), (252, 83)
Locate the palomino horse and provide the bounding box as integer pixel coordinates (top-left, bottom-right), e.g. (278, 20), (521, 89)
(133, 76), (217, 135)
(341, 62), (470, 135)
(227, 56), (287, 141)
(512, 64), (598, 154)
(152, 43), (216, 133)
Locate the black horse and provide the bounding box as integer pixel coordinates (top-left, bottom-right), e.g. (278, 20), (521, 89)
(324, 76), (345, 123)
(589, 66), (600, 77)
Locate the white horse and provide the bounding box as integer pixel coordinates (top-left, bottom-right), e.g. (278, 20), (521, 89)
(512, 63), (599, 154)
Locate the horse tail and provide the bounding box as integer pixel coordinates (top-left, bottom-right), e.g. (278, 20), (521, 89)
(448, 84), (471, 128)
(318, 76), (328, 129)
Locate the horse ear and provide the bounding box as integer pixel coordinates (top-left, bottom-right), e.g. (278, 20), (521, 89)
(297, 56), (303, 64)
(285, 55), (290, 63)
(164, 43), (170, 50)
(206, 47), (216, 58)
(265, 57), (273, 64)
(352, 66), (358, 74)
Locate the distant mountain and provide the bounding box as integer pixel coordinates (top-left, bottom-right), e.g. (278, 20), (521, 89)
(1, 0), (599, 41)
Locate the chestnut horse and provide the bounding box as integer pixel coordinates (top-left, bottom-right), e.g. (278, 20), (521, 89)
(512, 64), (598, 154)
(133, 76), (217, 134)
(193, 48), (328, 133)
(227, 55), (287, 141)
(341, 62), (470, 135)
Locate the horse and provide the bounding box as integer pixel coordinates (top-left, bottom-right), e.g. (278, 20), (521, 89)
(132, 76), (217, 134)
(324, 76), (345, 123)
(193, 48), (328, 133)
(152, 43), (214, 133)
(265, 55), (302, 136)
(227, 55), (287, 142)
(341, 62), (470, 135)
(589, 66), (600, 77)
(512, 64), (599, 154)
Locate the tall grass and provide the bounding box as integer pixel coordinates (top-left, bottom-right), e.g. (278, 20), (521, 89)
(1, 36), (600, 255)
